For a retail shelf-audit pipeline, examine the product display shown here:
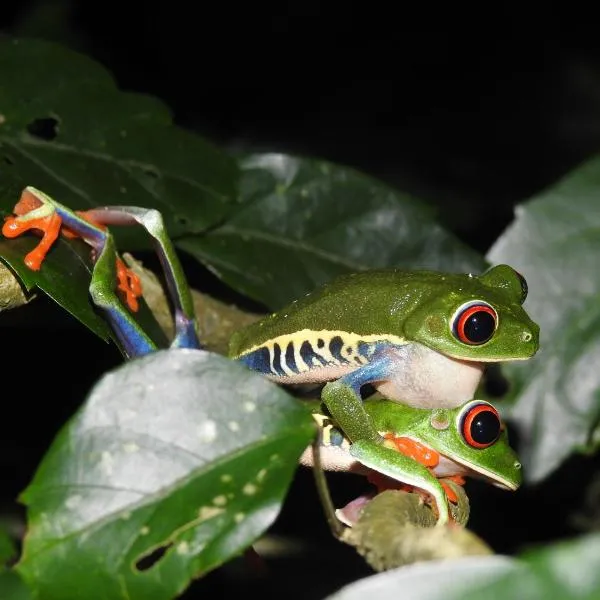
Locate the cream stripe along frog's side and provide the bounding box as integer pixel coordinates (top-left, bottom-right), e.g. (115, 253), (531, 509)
(229, 267), (539, 444)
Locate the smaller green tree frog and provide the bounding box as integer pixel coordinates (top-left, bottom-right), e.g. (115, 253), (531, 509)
(302, 398), (522, 526)
(229, 267), (539, 445)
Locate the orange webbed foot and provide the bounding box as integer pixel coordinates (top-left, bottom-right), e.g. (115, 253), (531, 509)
(3, 212), (63, 271)
(115, 257), (142, 312)
(440, 476), (465, 504)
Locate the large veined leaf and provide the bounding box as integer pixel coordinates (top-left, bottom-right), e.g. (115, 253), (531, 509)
(178, 153), (486, 309)
(487, 155), (600, 482)
(16, 349), (315, 600)
(0, 36), (237, 343)
(0, 36), (238, 249)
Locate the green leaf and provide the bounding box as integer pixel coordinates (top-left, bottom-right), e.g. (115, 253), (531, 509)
(487, 155), (600, 482)
(0, 233), (169, 349)
(327, 556), (520, 600)
(0, 570), (34, 600)
(178, 153), (486, 309)
(0, 526), (32, 600)
(0, 526), (15, 565)
(16, 349), (315, 600)
(461, 532), (600, 600)
(0, 37), (238, 250)
(327, 533), (600, 600)
(0, 233), (112, 340)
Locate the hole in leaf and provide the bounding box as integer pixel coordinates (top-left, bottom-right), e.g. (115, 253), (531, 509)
(3, 155), (14, 166)
(26, 117), (59, 141)
(144, 168), (159, 179)
(175, 215), (190, 227)
(135, 541), (173, 571)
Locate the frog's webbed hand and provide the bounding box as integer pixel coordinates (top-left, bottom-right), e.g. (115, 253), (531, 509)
(79, 206), (200, 351)
(321, 345), (399, 444)
(383, 435), (465, 505)
(2, 187), (65, 271)
(3, 188), (144, 313)
(350, 440), (450, 526)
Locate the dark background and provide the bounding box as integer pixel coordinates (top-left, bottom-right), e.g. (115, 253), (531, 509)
(1, 4), (600, 598)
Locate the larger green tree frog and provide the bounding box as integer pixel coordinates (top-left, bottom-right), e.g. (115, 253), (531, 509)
(2, 187), (538, 475)
(303, 398), (522, 526)
(229, 266), (539, 444)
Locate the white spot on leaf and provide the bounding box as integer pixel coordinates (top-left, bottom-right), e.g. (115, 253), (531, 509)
(256, 469), (267, 482)
(198, 506), (224, 521)
(243, 401), (256, 413)
(212, 495), (227, 506)
(177, 541), (190, 555)
(100, 451), (114, 476)
(197, 420), (217, 443)
(228, 421), (240, 432)
(65, 495), (82, 510)
(243, 483), (257, 496)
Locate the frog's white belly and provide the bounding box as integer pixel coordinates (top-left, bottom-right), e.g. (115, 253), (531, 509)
(375, 343), (484, 409)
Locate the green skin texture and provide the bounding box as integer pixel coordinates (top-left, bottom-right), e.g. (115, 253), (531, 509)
(230, 266), (540, 446)
(314, 398), (522, 526)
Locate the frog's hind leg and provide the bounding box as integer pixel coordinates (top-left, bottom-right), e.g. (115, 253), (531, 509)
(88, 232), (157, 358)
(81, 206), (200, 350)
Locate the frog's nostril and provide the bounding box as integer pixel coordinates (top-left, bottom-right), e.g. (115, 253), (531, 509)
(522, 331), (532, 342)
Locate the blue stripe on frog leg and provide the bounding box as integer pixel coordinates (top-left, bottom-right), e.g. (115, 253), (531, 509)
(321, 342), (405, 444)
(171, 311), (202, 350)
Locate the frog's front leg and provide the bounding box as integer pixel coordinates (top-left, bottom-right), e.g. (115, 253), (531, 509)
(349, 439), (450, 526)
(321, 346), (400, 444)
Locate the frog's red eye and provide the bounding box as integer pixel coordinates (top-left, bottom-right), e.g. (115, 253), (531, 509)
(460, 402), (502, 449)
(452, 301), (497, 345)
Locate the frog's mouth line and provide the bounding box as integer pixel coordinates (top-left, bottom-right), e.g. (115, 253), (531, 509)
(442, 455), (519, 491)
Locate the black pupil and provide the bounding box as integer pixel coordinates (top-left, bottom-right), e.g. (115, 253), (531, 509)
(469, 410), (501, 445)
(463, 310), (495, 343)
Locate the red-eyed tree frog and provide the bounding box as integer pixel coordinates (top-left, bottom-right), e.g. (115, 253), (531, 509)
(302, 398), (522, 527)
(228, 265), (539, 445)
(2, 187), (539, 472)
